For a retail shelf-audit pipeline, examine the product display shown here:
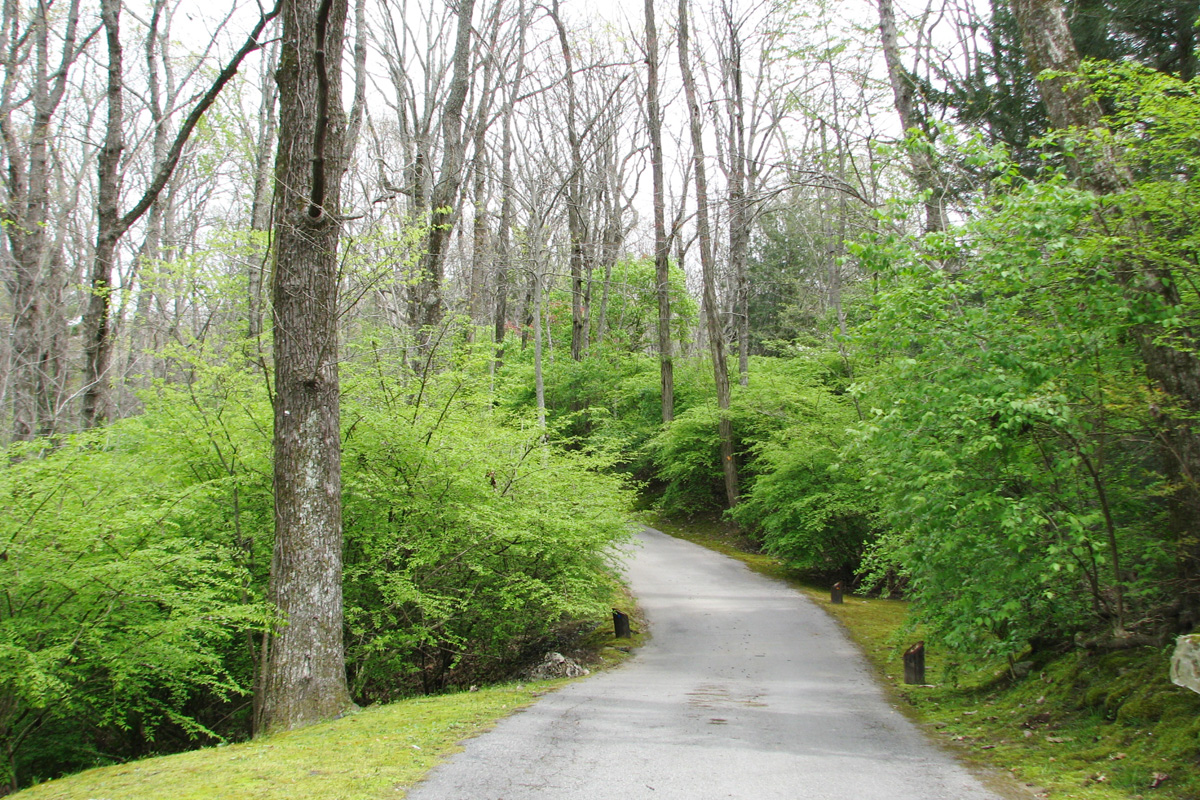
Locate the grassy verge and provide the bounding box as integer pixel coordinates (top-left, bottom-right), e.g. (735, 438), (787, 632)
(648, 514), (1200, 800)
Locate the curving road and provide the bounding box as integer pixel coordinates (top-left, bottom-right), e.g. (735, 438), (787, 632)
(405, 527), (1015, 800)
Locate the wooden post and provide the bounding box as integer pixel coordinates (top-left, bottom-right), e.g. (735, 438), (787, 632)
(831, 581), (844, 604)
(613, 609), (631, 638)
(904, 641), (926, 685)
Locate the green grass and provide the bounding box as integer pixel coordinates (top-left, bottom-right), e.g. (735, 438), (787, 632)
(649, 513), (1200, 800)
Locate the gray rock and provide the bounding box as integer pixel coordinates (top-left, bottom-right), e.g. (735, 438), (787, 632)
(1170, 634), (1200, 694)
(524, 651), (589, 681)
(1010, 660), (1035, 679)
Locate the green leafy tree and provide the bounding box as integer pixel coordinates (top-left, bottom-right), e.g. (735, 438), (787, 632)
(851, 131), (1185, 657)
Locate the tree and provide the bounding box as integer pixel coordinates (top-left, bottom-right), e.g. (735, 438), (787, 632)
(678, 0), (738, 507)
(1011, 0), (1200, 632)
(493, 0), (531, 357)
(548, 0), (589, 362)
(259, 0), (354, 733)
(80, 0), (280, 428)
(415, 0), (476, 338)
(645, 0), (673, 422)
(876, 0), (946, 233)
(0, 0), (83, 441)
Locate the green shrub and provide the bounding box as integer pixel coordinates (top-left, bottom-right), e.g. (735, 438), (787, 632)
(0, 420), (269, 791)
(340, 353), (635, 699)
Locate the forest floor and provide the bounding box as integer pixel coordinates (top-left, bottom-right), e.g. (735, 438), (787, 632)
(649, 514), (1200, 800)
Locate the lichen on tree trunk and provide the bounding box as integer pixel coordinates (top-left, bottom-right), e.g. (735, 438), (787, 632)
(259, 0), (354, 734)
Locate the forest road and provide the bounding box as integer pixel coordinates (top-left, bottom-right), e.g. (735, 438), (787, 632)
(403, 526), (1018, 800)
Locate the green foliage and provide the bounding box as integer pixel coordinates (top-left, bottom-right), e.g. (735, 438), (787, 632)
(2, 327), (636, 789)
(337, 336), (635, 700)
(0, 414), (269, 790)
(728, 359), (876, 578)
(592, 258), (697, 355)
(749, 194), (878, 346)
(501, 347), (715, 480)
(851, 130), (1181, 658)
(646, 354), (874, 564)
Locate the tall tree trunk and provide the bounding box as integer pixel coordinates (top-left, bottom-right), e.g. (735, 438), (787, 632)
(248, 41), (279, 341)
(550, 0), (588, 362)
(260, 0), (354, 734)
(645, 0), (673, 423)
(679, 0), (738, 508)
(721, 0), (750, 386)
(0, 0), (81, 440)
(120, 0), (173, 402)
(1011, 0), (1200, 630)
(413, 0), (475, 339)
(877, 0), (946, 234)
(493, 0), (530, 360)
(468, 9), (500, 330)
(80, 0), (126, 429)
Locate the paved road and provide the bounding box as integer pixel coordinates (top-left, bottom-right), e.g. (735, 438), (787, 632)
(406, 527), (1014, 800)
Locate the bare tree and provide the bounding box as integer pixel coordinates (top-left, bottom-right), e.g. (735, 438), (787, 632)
(708, 0), (787, 384)
(877, 0), (946, 233)
(678, 0), (738, 507)
(548, 0), (589, 361)
(413, 0), (476, 339)
(0, 0), (85, 440)
(645, 0), (673, 422)
(80, 0), (280, 428)
(247, 39), (280, 341)
(493, 0), (530, 356)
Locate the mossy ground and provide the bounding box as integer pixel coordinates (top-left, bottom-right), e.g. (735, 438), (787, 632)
(649, 513), (1200, 800)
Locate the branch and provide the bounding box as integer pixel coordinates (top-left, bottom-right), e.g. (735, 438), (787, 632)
(117, 1), (281, 236)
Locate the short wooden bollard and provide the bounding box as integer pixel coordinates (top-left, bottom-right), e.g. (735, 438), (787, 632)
(830, 581), (844, 605)
(613, 609), (631, 638)
(904, 641), (926, 685)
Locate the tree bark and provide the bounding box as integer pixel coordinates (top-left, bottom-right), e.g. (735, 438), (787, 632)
(259, 0), (354, 735)
(877, 0), (946, 233)
(248, 41), (280, 341)
(493, 0), (530, 359)
(679, 0), (738, 508)
(80, 0), (126, 429)
(645, 0), (674, 423)
(550, 0), (588, 362)
(467, 5), (502, 330)
(720, 0), (750, 386)
(412, 0), (475, 340)
(0, 0), (81, 440)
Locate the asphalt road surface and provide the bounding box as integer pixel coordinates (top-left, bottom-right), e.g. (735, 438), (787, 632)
(405, 527), (1014, 800)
